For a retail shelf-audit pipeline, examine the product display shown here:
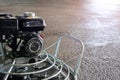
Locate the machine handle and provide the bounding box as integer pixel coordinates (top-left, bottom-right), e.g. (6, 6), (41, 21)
(54, 33), (85, 78)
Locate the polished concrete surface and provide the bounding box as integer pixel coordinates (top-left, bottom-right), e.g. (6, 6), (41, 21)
(0, 0), (120, 80)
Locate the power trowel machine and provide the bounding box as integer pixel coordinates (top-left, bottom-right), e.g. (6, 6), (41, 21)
(0, 12), (84, 80)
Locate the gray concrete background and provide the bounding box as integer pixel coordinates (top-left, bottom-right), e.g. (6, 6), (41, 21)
(0, 0), (120, 80)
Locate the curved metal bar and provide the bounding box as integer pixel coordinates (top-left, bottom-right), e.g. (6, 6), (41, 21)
(64, 64), (70, 80)
(10, 53), (48, 67)
(44, 54), (71, 79)
(56, 33), (85, 77)
(54, 36), (63, 57)
(1, 54), (56, 75)
(43, 59), (63, 80)
(47, 55), (72, 80)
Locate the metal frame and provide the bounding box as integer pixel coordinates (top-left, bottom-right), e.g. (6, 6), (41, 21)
(0, 34), (84, 80)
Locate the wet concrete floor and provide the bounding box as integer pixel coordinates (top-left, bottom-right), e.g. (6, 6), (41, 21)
(0, 0), (120, 80)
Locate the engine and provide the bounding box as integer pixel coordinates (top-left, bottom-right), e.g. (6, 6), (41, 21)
(0, 12), (46, 58)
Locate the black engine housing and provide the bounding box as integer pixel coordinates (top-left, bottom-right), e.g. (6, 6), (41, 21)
(0, 13), (45, 42)
(0, 13), (45, 58)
